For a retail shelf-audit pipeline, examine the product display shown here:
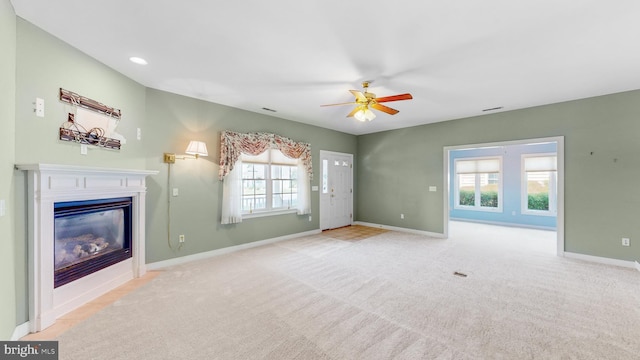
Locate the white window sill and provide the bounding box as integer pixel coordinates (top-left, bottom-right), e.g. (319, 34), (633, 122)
(454, 205), (503, 213)
(242, 209), (298, 219)
(521, 209), (557, 217)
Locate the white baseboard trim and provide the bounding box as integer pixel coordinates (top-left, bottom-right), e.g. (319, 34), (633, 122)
(449, 218), (556, 231)
(354, 221), (445, 238)
(635, 261), (640, 272)
(147, 229), (321, 270)
(563, 252), (637, 269)
(12, 322), (30, 340)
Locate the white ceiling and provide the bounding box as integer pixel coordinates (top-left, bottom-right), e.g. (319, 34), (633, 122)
(11, 0), (640, 135)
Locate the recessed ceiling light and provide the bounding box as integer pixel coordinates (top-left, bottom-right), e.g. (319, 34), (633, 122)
(129, 57), (148, 65)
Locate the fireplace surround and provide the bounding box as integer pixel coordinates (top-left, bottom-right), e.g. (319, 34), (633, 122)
(17, 164), (157, 332)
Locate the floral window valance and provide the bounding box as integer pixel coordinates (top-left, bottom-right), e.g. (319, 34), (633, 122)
(218, 130), (312, 180)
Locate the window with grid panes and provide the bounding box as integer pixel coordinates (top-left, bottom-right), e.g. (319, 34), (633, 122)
(241, 149), (298, 214)
(454, 157), (502, 211)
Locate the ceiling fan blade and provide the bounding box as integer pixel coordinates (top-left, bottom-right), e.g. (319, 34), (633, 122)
(349, 90), (367, 102)
(371, 103), (399, 115)
(375, 93), (413, 103)
(320, 101), (357, 107)
(346, 106), (363, 117)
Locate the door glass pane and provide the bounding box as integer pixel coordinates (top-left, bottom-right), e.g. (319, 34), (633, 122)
(458, 174), (475, 206)
(322, 160), (328, 194)
(527, 171), (550, 211)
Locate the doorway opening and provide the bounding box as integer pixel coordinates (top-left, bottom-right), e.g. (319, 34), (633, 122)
(444, 136), (564, 255)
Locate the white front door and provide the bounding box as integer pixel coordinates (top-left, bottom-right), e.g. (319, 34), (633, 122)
(320, 151), (353, 230)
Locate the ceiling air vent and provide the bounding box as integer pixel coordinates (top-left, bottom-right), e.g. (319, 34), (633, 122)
(482, 106), (503, 112)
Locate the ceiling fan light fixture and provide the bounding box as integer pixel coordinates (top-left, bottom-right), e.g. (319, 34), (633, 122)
(354, 107), (376, 122)
(321, 81), (410, 121)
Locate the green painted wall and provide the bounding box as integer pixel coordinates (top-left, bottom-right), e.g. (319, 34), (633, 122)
(0, 0), (17, 340)
(357, 90), (640, 261)
(144, 89), (357, 263)
(12, 19), (148, 328)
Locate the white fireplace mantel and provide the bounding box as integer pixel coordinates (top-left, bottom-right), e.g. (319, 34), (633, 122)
(16, 164), (158, 332)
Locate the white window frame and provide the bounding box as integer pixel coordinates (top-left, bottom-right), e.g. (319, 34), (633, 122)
(241, 150), (298, 219)
(521, 153), (557, 216)
(454, 156), (503, 212)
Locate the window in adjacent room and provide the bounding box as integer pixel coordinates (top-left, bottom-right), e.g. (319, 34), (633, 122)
(454, 157), (502, 211)
(241, 149), (298, 214)
(522, 154), (557, 215)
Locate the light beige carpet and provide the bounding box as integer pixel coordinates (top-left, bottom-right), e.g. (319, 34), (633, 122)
(57, 222), (640, 359)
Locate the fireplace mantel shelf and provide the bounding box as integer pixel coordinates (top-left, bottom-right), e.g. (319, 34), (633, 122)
(17, 163), (158, 176)
(18, 163), (158, 333)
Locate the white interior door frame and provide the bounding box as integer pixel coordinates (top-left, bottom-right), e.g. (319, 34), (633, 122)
(443, 136), (565, 256)
(319, 150), (354, 231)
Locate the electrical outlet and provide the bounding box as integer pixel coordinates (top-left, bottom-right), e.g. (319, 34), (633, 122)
(136, 128), (142, 140)
(179, 235), (185, 243)
(400, 213), (404, 219)
(308, 215), (312, 222)
(622, 238), (630, 247)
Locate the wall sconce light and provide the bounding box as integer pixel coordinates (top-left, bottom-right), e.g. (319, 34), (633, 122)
(164, 140), (209, 163)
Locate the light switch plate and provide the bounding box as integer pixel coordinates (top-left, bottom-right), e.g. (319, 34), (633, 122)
(311, 186), (319, 191)
(35, 98), (45, 117)
(429, 186), (437, 192)
(172, 188), (179, 197)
